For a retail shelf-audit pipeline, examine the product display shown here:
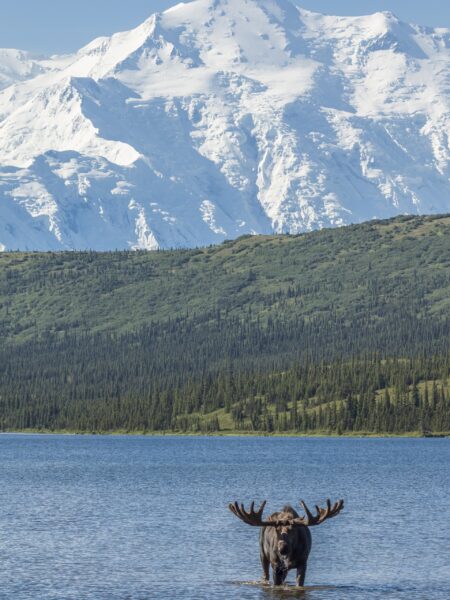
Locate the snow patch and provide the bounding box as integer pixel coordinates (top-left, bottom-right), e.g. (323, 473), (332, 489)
(129, 200), (160, 250)
(200, 199), (227, 235)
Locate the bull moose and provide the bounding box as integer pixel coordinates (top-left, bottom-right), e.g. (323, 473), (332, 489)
(229, 498), (344, 586)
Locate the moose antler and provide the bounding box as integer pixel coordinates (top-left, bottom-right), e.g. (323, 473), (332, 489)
(292, 498), (344, 527)
(229, 501), (269, 526)
(229, 498), (344, 528)
(229, 501), (291, 527)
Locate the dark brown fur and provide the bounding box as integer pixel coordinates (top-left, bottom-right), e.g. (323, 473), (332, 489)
(259, 505), (312, 586)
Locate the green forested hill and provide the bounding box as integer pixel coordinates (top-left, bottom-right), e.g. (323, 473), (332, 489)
(0, 214), (449, 434)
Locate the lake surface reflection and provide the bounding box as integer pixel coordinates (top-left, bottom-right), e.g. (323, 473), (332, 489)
(0, 435), (448, 599)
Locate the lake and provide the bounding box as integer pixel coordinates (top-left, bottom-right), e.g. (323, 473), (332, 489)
(0, 435), (448, 599)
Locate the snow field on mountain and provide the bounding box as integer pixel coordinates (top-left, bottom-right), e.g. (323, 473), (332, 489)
(0, 0), (450, 250)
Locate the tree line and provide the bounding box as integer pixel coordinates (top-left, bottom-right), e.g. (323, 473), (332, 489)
(0, 312), (448, 434)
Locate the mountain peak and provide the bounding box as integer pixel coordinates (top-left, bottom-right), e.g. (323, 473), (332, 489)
(0, 48), (48, 91)
(0, 2), (450, 251)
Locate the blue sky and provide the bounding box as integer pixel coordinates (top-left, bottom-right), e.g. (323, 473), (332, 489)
(4, 0), (450, 55)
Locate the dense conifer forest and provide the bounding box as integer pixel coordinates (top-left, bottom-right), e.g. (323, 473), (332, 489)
(0, 214), (449, 435)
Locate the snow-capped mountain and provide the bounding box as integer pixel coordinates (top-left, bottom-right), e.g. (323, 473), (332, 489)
(1, 0), (450, 251)
(0, 49), (52, 92)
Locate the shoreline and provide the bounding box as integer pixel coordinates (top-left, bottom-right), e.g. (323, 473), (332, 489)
(1, 429), (448, 439)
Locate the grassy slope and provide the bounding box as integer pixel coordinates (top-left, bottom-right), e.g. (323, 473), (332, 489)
(0, 214), (449, 343)
(207, 377), (450, 435)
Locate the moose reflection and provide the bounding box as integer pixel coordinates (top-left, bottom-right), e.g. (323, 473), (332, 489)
(229, 498), (344, 586)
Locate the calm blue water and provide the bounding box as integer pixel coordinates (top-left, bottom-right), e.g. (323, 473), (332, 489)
(0, 435), (448, 600)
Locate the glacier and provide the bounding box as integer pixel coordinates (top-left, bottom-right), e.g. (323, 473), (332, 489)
(1, 0), (450, 250)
